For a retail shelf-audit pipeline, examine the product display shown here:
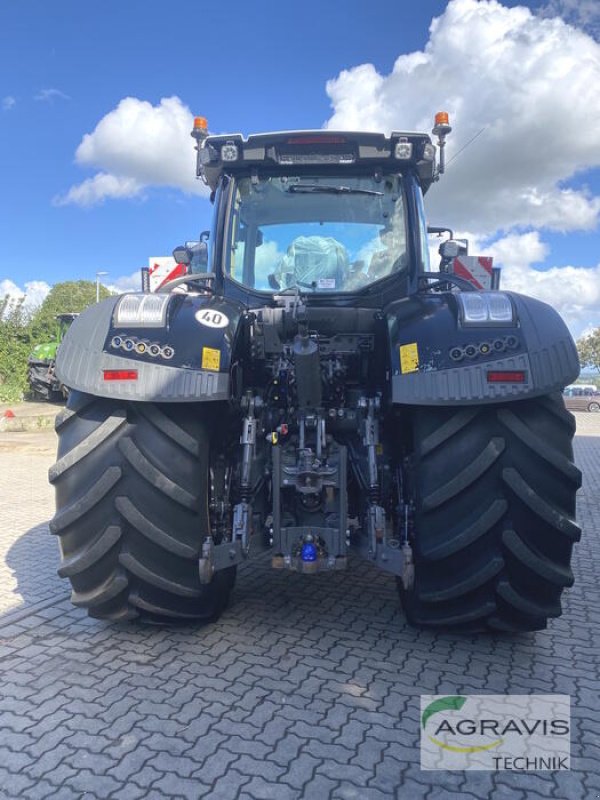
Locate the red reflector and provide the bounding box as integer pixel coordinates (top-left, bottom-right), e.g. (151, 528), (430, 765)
(286, 135), (346, 144)
(487, 371), (526, 383)
(103, 370), (138, 381)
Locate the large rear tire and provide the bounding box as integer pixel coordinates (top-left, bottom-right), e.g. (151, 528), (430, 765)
(49, 391), (235, 623)
(28, 362), (52, 401)
(399, 394), (581, 632)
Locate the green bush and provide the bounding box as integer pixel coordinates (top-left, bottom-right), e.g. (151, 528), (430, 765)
(0, 281), (113, 402)
(0, 296), (33, 402)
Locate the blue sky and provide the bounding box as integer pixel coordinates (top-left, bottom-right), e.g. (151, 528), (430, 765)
(1, 0), (599, 336)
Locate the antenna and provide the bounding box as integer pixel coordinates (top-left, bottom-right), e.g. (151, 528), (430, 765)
(446, 127), (486, 169)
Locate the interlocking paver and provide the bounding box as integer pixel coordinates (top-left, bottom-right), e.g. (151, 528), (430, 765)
(209, 769), (253, 798)
(0, 770), (37, 800)
(0, 416), (598, 799)
(153, 773), (210, 799)
(189, 749), (237, 784)
(242, 776), (301, 799)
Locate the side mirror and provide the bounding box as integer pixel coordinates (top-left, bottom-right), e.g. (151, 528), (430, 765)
(189, 240), (208, 270)
(172, 245), (191, 266)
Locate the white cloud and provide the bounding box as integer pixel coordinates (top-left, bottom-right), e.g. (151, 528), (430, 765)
(538, 0), (600, 38)
(506, 262), (600, 340)
(0, 279), (51, 314)
(57, 96), (208, 206)
(35, 88), (70, 102)
(106, 270), (143, 294)
(54, 173), (143, 207)
(485, 231), (549, 271)
(425, 230), (599, 338)
(478, 232), (599, 339)
(325, 0), (600, 236)
(2, 96), (15, 111)
(0, 279), (24, 299)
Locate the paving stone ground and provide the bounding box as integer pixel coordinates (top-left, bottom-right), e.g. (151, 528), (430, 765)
(0, 414), (598, 800)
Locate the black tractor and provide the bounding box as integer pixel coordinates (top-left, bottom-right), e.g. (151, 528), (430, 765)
(49, 114), (581, 630)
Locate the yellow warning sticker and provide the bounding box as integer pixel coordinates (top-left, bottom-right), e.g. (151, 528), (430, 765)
(399, 342), (419, 374)
(202, 347), (221, 371)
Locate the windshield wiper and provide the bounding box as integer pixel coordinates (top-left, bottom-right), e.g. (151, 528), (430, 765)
(286, 184), (383, 196)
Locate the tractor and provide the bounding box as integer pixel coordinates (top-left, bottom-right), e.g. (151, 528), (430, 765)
(49, 114), (581, 631)
(28, 313), (78, 401)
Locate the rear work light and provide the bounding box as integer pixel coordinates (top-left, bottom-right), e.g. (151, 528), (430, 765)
(457, 292), (515, 327)
(394, 139), (413, 159)
(103, 370), (138, 381)
(422, 142), (436, 161)
(114, 294), (170, 328)
(221, 142), (239, 161)
(487, 371), (526, 383)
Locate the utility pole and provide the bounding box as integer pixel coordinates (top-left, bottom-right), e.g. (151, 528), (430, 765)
(95, 271), (108, 303)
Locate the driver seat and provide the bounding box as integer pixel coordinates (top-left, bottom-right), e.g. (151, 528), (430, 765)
(274, 236), (349, 290)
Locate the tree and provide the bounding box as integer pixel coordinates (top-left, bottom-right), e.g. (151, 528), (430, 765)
(0, 296), (33, 402)
(30, 280), (112, 341)
(577, 328), (600, 374)
(0, 280), (113, 402)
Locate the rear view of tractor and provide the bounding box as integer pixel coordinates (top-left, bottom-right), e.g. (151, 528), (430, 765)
(28, 313), (78, 401)
(49, 113), (581, 631)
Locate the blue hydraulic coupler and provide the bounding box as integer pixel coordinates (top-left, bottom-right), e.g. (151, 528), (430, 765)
(300, 542), (318, 562)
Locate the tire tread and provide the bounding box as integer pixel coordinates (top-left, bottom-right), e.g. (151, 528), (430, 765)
(400, 394), (580, 632)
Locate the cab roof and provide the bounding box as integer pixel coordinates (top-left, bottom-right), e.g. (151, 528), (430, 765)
(196, 129), (437, 193)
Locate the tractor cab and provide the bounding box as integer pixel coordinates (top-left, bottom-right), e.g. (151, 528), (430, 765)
(186, 121), (441, 306)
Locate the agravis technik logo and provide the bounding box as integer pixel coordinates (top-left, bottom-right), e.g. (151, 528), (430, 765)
(420, 694), (570, 771)
(422, 696), (504, 754)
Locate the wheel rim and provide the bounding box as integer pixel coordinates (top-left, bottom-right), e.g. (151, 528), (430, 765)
(589, 402), (600, 412)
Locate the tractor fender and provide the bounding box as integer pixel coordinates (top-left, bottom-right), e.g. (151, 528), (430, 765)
(387, 291), (579, 405)
(55, 294), (244, 402)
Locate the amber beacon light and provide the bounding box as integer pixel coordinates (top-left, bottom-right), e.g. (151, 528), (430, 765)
(432, 110), (452, 176)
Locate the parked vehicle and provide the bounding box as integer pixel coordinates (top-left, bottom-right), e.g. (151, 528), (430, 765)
(563, 384), (600, 412)
(28, 313), (78, 400)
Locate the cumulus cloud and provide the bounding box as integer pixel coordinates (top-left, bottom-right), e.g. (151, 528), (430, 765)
(35, 88), (70, 102)
(2, 96), (16, 111)
(325, 0), (600, 236)
(54, 173), (142, 207)
(485, 231), (549, 271)
(56, 96), (207, 206)
(488, 233), (600, 339)
(509, 262), (600, 340)
(538, 0), (600, 38)
(0, 279), (51, 314)
(106, 270), (144, 294)
(425, 229), (598, 338)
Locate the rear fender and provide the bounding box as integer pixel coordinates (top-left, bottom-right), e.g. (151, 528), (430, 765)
(55, 294), (243, 402)
(387, 292), (579, 405)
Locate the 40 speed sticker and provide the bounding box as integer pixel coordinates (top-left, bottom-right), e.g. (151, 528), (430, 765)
(195, 308), (229, 329)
